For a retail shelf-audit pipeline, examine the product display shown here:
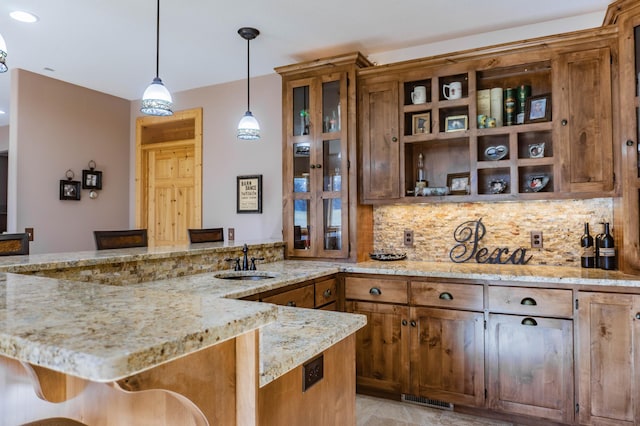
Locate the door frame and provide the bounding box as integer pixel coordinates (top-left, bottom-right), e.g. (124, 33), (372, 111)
(135, 108), (203, 245)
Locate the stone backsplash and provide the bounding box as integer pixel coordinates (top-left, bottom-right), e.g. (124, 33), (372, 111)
(373, 198), (613, 266)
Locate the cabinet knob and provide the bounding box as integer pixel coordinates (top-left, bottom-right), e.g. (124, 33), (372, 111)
(635, 313), (640, 320)
(410, 320), (417, 327)
(391, 137), (398, 142)
(316, 164), (322, 169)
(439, 292), (453, 300)
(521, 317), (538, 326)
(520, 297), (537, 306)
(561, 119), (568, 126)
(310, 164), (316, 169)
(323, 289), (332, 298)
(627, 140), (635, 147)
(369, 287), (382, 296)
(402, 319), (408, 326)
(286, 301), (296, 307)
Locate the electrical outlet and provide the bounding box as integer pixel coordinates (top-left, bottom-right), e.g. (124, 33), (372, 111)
(404, 229), (414, 247)
(228, 228), (235, 241)
(530, 231), (543, 248)
(25, 227), (34, 241)
(303, 354), (323, 391)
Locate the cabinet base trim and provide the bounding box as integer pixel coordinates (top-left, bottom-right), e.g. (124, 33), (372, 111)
(402, 394), (453, 411)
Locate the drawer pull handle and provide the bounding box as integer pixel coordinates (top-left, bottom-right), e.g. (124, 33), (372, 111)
(410, 320), (417, 327)
(369, 287), (382, 296)
(520, 297), (537, 306)
(286, 301), (296, 307)
(323, 289), (332, 298)
(521, 317), (538, 326)
(402, 319), (408, 326)
(439, 292), (453, 300)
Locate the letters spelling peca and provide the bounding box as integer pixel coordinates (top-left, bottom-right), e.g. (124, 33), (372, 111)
(449, 218), (532, 265)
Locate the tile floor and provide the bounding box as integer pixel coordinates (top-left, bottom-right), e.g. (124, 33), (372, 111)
(356, 395), (513, 426)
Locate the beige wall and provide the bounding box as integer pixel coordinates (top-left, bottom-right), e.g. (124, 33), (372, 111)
(0, 126), (8, 152)
(129, 74), (283, 242)
(10, 69), (130, 253)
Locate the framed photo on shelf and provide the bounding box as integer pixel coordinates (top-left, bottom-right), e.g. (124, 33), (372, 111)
(82, 169), (102, 190)
(524, 93), (551, 123)
(412, 112), (431, 135)
(445, 115), (468, 132)
(59, 180), (81, 201)
(237, 175), (263, 214)
(447, 172), (470, 195)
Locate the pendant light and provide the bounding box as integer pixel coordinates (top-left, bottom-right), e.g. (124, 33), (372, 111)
(141, 0), (172, 116)
(0, 32), (7, 73)
(237, 27), (260, 140)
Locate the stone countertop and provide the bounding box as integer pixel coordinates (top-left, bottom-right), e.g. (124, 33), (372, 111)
(0, 239), (285, 273)
(0, 273), (278, 383)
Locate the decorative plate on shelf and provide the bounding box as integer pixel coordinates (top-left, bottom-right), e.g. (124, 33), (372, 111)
(484, 145), (508, 161)
(488, 179), (508, 194)
(369, 253), (407, 261)
(526, 175), (549, 192)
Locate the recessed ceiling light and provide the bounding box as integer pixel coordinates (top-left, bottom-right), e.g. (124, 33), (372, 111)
(10, 10), (39, 23)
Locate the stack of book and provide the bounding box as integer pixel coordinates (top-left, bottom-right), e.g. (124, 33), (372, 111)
(477, 85), (531, 127)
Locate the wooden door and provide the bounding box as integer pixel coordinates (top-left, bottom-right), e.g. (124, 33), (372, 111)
(147, 145), (197, 245)
(136, 108), (202, 246)
(556, 46), (614, 194)
(345, 300), (409, 398)
(409, 307), (484, 407)
(578, 292), (640, 425)
(487, 313), (574, 423)
(360, 80), (400, 202)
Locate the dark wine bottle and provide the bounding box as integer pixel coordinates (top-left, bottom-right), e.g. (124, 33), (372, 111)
(600, 223), (617, 270)
(595, 222), (605, 268)
(580, 223), (595, 268)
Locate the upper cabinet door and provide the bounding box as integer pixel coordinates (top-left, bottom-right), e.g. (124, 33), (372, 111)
(360, 80), (401, 202)
(555, 46), (614, 194)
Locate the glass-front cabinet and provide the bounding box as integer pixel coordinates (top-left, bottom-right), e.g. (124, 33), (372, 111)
(278, 53), (373, 260)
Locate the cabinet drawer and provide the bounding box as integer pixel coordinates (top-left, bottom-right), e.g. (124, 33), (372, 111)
(345, 277), (408, 304)
(263, 284), (315, 308)
(411, 281), (483, 311)
(488, 286), (573, 317)
(315, 277), (338, 307)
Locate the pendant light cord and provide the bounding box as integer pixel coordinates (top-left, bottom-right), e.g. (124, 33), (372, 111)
(155, 0), (160, 79)
(246, 37), (251, 112)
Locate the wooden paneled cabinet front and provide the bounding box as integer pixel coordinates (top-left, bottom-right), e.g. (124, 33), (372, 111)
(578, 291), (640, 425)
(254, 276), (340, 310)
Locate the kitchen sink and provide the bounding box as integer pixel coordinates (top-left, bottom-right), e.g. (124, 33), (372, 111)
(214, 271), (277, 281)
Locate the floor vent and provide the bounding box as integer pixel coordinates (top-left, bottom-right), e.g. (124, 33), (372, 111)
(401, 394), (454, 411)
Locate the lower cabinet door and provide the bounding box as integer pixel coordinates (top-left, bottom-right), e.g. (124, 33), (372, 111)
(578, 292), (640, 425)
(345, 301), (410, 397)
(487, 313), (574, 423)
(409, 307), (485, 407)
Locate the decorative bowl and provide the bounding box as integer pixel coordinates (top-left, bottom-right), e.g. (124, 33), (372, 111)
(369, 253), (407, 261)
(488, 179), (508, 194)
(526, 175), (549, 192)
(484, 145), (508, 161)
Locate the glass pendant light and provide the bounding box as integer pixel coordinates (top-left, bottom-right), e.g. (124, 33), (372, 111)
(141, 0), (172, 116)
(0, 32), (7, 73)
(237, 27), (260, 140)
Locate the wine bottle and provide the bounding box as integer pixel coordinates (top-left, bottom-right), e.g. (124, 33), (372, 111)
(595, 222), (605, 268)
(580, 223), (595, 268)
(600, 222), (617, 270)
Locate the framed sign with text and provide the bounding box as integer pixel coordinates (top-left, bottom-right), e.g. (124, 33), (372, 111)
(237, 175), (262, 214)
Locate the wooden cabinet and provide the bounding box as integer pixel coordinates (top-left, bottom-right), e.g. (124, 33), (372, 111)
(344, 276), (409, 397)
(360, 80), (401, 202)
(555, 46), (614, 194)
(262, 284), (315, 309)
(357, 28), (617, 204)
(578, 291), (640, 425)
(255, 276), (340, 310)
(487, 286), (574, 423)
(276, 53), (373, 261)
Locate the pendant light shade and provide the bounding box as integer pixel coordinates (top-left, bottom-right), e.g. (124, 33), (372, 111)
(0, 33), (7, 73)
(237, 27), (260, 140)
(141, 0), (172, 116)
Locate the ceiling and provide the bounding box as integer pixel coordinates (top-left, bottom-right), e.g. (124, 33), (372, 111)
(0, 0), (614, 127)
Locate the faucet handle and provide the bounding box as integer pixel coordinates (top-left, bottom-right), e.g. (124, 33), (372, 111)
(225, 257), (241, 271)
(250, 257), (264, 270)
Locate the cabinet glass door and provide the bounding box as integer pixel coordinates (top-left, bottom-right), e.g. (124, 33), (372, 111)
(293, 143), (310, 193)
(322, 80), (341, 133)
(293, 85), (310, 137)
